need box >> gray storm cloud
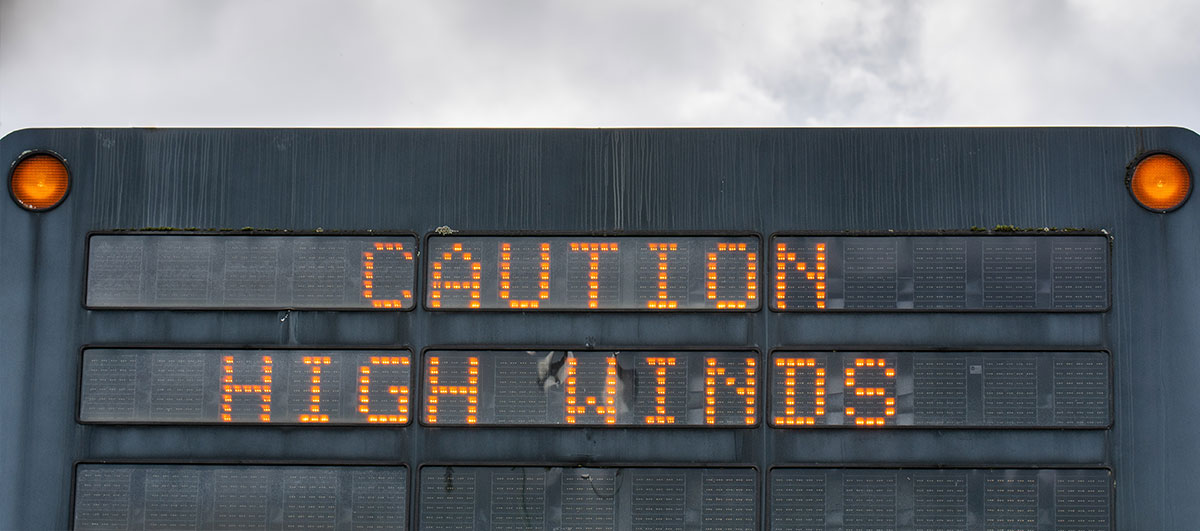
[1,0,1198,135]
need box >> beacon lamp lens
[1129,153,1191,212]
[10,153,70,211]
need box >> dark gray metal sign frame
[2,127,1197,529]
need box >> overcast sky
[2,0,1198,137]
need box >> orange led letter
[298,356,331,423]
[362,242,414,308]
[221,354,272,423]
[424,356,480,424]
[774,241,828,309]
[772,357,827,426]
[565,355,619,424]
[706,242,757,309]
[428,242,483,309]
[641,242,684,309]
[703,357,757,425]
[358,356,411,423]
[642,357,680,425]
[844,357,896,427]
[498,241,551,309]
[567,242,620,308]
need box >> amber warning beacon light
[1128,152,1191,212]
[9,152,69,211]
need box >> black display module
[79,348,413,425]
[86,233,417,310]
[769,468,1111,530]
[72,464,407,530]
[418,466,757,530]
[770,234,1109,311]
[769,350,1110,428]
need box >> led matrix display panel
[424,235,760,310]
[769,351,1109,428]
[419,466,757,530]
[80,348,412,425]
[771,234,1109,311]
[421,349,759,426]
[73,464,407,530]
[769,468,1111,530]
[86,233,417,309]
